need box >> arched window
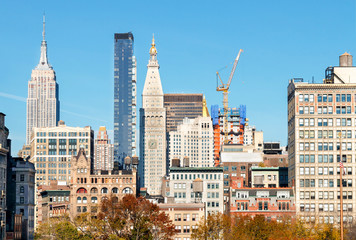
[90,187,98,194]
[83,197,87,204]
[76,188,87,194]
[77,197,81,203]
[20,186,24,193]
[91,197,98,203]
[101,187,108,194]
[122,187,133,194]
[112,196,118,203]
[112,187,118,193]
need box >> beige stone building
[158,203,204,240]
[29,120,94,186]
[70,149,137,218]
[169,116,214,168]
[139,36,166,195]
[288,53,356,224]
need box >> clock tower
[139,36,166,195]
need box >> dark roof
[114,33,134,41]
[40,190,70,197]
[170,167,223,173]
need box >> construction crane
[216,49,243,145]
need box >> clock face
[148,139,157,149]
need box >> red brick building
[229,177,296,221]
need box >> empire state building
[26,16,59,144]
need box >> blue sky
[0,0,356,153]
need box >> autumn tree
[192,213,347,240]
[191,212,231,240]
[99,194,177,240]
[34,215,86,240]
[35,195,176,240]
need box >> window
[299,119,304,126]
[327,106,332,114]
[318,119,322,126]
[310,118,315,126]
[299,94,304,102]
[328,94,333,102]
[347,106,351,114]
[300,107,304,114]
[20,175,24,182]
[20,197,24,204]
[318,107,322,114]
[123,187,133,194]
[76,188,87,194]
[20,186,24,193]
[305,94,309,102]
[300,179,304,187]
[91,197,98,203]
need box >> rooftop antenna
[42,12,46,41]
[312,76,314,83]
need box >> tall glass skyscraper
[114,33,137,165]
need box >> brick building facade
[69,149,137,219]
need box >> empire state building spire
[26,15,59,144]
[35,14,52,70]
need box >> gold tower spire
[149,34,157,56]
[202,96,210,117]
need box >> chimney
[171,158,180,167]
[183,156,190,167]
[339,52,353,67]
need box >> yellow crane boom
[216,49,243,145]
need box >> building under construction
[211,105,247,166]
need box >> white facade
[139,36,166,195]
[243,125,254,145]
[30,121,93,186]
[169,167,224,214]
[288,53,356,224]
[169,117,214,167]
[243,125,263,151]
[26,17,59,144]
